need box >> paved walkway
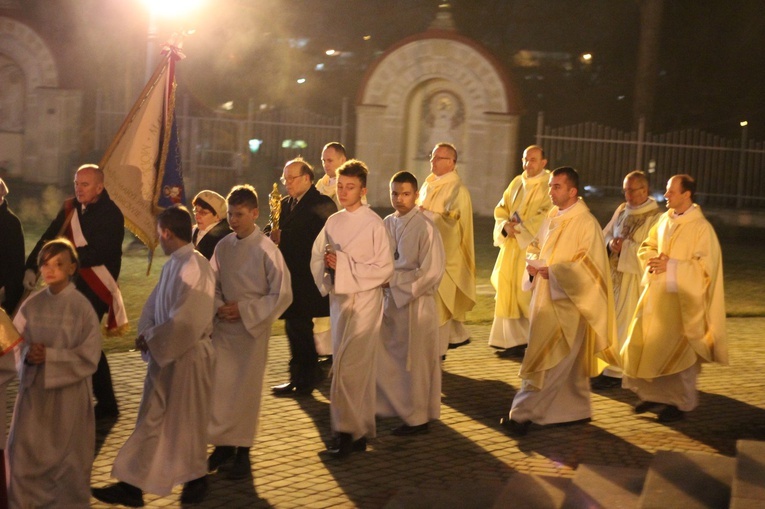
[80,318,765,508]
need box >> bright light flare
[142,0,205,18]
[325,49,336,56]
[296,78,306,84]
[740,121,748,127]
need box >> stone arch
[356,31,521,215]
[0,16,80,184]
[0,17,59,91]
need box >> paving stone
[3,316,758,507]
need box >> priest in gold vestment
[489,145,551,356]
[502,167,617,435]
[417,143,476,356]
[622,174,727,422]
[592,170,662,389]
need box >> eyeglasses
[623,187,646,193]
[430,156,454,162]
[280,174,304,185]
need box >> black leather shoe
[496,345,527,358]
[319,433,367,459]
[590,374,622,390]
[271,382,296,395]
[499,417,530,436]
[208,445,236,472]
[392,423,430,436]
[225,447,252,480]
[180,475,208,504]
[92,482,144,507]
[634,401,663,414]
[447,338,471,350]
[658,405,685,423]
[272,381,315,396]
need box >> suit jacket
[193,219,231,260]
[278,186,337,319]
[26,191,124,318]
[0,200,25,312]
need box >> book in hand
[511,211,522,224]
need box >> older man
[622,175,727,422]
[501,167,616,435]
[592,170,662,389]
[416,143,476,356]
[489,145,551,358]
[269,157,337,396]
[23,164,125,419]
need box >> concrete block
[561,463,645,509]
[638,450,734,509]
[732,439,765,503]
[492,473,571,509]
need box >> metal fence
[535,112,765,208]
[95,91,347,199]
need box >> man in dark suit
[269,157,337,395]
[23,164,124,419]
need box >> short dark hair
[157,205,193,242]
[323,142,347,158]
[192,196,215,214]
[336,159,369,188]
[38,238,79,273]
[674,174,696,201]
[390,171,418,190]
[551,166,580,193]
[286,157,315,181]
[227,184,259,209]
[434,142,458,163]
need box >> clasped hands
[503,220,520,238]
[25,343,46,365]
[647,253,669,274]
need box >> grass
[18,198,765,353]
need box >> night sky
[8,0,765,141]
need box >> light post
[140,0,204,82]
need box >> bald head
[74,164,105,206]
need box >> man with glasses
[593,170,661,390]
[269,157,337,396]
[416,143,476,357]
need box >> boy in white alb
[311,159,394,458]
[207,185,293,478]
[92,206,216,506]
[377,171,445,436]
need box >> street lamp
[140,0,204,81]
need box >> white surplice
[601,198,661,377]
[377,208,445,426]
[311,206,394,440]
[9,284,101,507]
[208,228,292,447]
[112,244,216,496]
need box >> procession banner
[101,43,186,257]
